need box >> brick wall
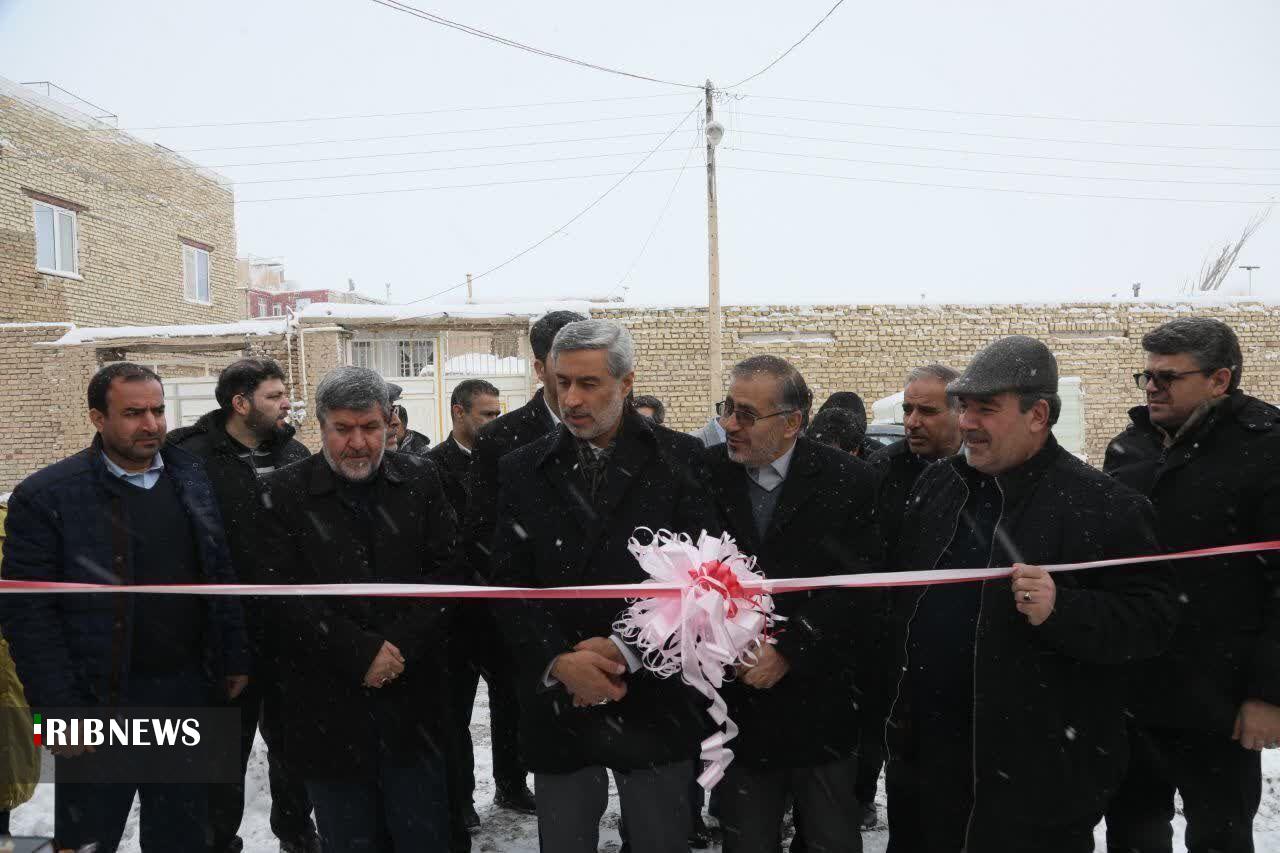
[597,301,1280,463]
[0,85,238,326]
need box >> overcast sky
[2,0,1277,306]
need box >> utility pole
[466,272,474,303]
[705,80,724,412]
[1239,265,1260,295]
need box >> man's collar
[763,440,797,479]
[543,394,561,425]
[1155,395,1230,448]
[449,433,473,456]
[101,450,164,479]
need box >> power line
[723,146,1280,187]
[736,93,1280,130]
[738,129,1280,172]
[724,164,1276,205]
[233,148,689,186]
[614,125,703,295]
[7,111,692,157]
[104,93,693,132]
[393,100,704,311]
[727,0,847,89]
[91,165,698,210]
[21,130,698,175]
[735,111,1280,153]
[367,0,702,90]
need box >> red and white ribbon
[1,538,1275,599]
[612,530,777,790]
[2,536,1279,789]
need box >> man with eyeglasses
[1104,317,1280,853]
[704,355,882,853]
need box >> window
[33,200,77,275]
[351,340,373,369]
[183,244,210,303]
[271,304,282,316]
[349,336,435,377]
[295,298,312,310]
[398,340,432,377]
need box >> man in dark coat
[885,336,1175,853]
[255,366,459,851]
[860,364,962,829]
[490,319,717,853]
[0,362,250,853]
[1104,317,1280,853]
[166,357,316,853]
[429,379,531,831]
[464,309,586,575]
[389,404,432,455]
[705,355,882,853]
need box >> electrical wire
[613,125,703,295]
[84,111,694,155]
[737,129,1280,172]
[20,130,698,175]
[726,0,847,89]
[102,93,694,132]
[734,111,1280,153]
[723,146,1280,187]
[735,93,1280,130]
[233,148,690,186]
[723,164,1276,205]
[367,0,702,90]
[390,100,704,311]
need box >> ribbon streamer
[612,529,776,790]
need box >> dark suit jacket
[255,452,459,779]
[464,388,556,580]
[705,437,883,768]
[490,411,719,772]
[427,434,472,521]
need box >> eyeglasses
[1132,369,1207,391]
[716,400,795,428]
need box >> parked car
[865,422,905,448]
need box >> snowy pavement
[12,683,1280,851]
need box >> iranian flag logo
[33,713,42,746]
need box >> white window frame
[32,199,79,278]
[183,244,211,304]
[271,304,282,316]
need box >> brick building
[238,256,383,319]
[0,75,237,488]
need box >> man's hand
[226,674,249,700]
[573,637,625,666]
[551,650,627,707]
[740,643,790,690]
[48,743,95,758]
[1011,564,1056,626]
[362,641,405,688]
[1233,699,1280,751]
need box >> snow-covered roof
[46,319,289,347]
[297,300,594,324]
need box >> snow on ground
[12,684,1280,851]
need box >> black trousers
[719,757,862,853]
[207,675,316,851]
[447,603,525,799]
[886,754,1098,853]
[1106,724,1261,853]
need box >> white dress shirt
[746,441,797,492]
